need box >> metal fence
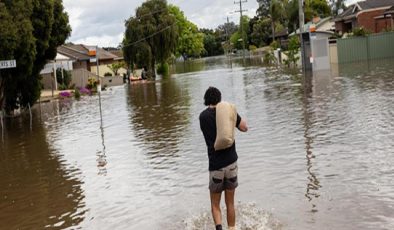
[337,32,394,63]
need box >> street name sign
[0,60,16,69]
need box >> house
[40,44,127,90]
[374,6,394,32]
[335,0,394,34]
[57,44,125,76]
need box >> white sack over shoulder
[214,101,237,151]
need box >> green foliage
[286,0,299,33]
[270,40,279,49]
[238,15,250,50]
[123,0,178,79]
[264,49,277,65]
[56,68,71,88]
[108,62,125,75]
[230,32,242,50]
[249,16,271,47]
[0,0,71,114]
[283,36,300,68]
[104,72,113,77]
[74,87,81,100]
[156,62,169,76]
[200,28,224,56]
[86,77,99,90]
[169,5,204,59]
[309,0,331,18]
[350,27,370,37]
[249,45,257,51]
[269,0,285,41]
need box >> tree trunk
[150,58,156,79]
[0,77,5,113]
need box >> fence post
[366,35,370,61]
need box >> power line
[122,24,174,48]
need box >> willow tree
[123,0,178,79]
[0,0,71,114]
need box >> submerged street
[1,56,393,229]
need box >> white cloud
[63,0,259,47]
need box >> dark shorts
[209,161,238,193]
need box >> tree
[169,5,204,60]
[0,0,71,114]
[330,0,346,16]
[236,15,250,50]
[309,0,331,18]
[286,0,299,33]
[269,0,285,41]
[201,30,224,57]
[108,62,125,76]
[257,0,272,17]
[216,21,238,42]
[123,0,178,78]
[249,16,272,47]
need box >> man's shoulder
[199,108,213,120]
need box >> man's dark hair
[204,86,221,106]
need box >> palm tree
[269,0,285,41]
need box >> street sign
[0,60,16,69]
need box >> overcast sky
[63,0,358,47]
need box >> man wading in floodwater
[199,87,248,230]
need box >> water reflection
[126,80,191,167]
[173,55,264,74]
[97,101,107,176]
[0,116,85,229]
[302,72,321,213]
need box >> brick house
[334,0,394,34]
[374,6,394,32]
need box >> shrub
[249,45,257,51]
[74,88,81,100]
[56,68,72,88]
[264,49,277,65]
[86,77,99,90]
[157,62,169,76]
[350,27,370,37]
[270,40,279,49]
[283,36,300,68]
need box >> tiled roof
[358,0,394,9]
[384,5,394,14]
[57,44,118,61]
[57,45,90,61]
[336,0,394,20]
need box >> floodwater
[0,56,393,230]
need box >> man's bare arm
[237,118,248,132]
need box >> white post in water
[96,46,101,93]
[299,0,305,73]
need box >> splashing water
[182,203,282,230]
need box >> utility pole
[234,0,247,62]
[298,0,305,72]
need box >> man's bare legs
[225,189,236,228]
[210,191,222,227]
